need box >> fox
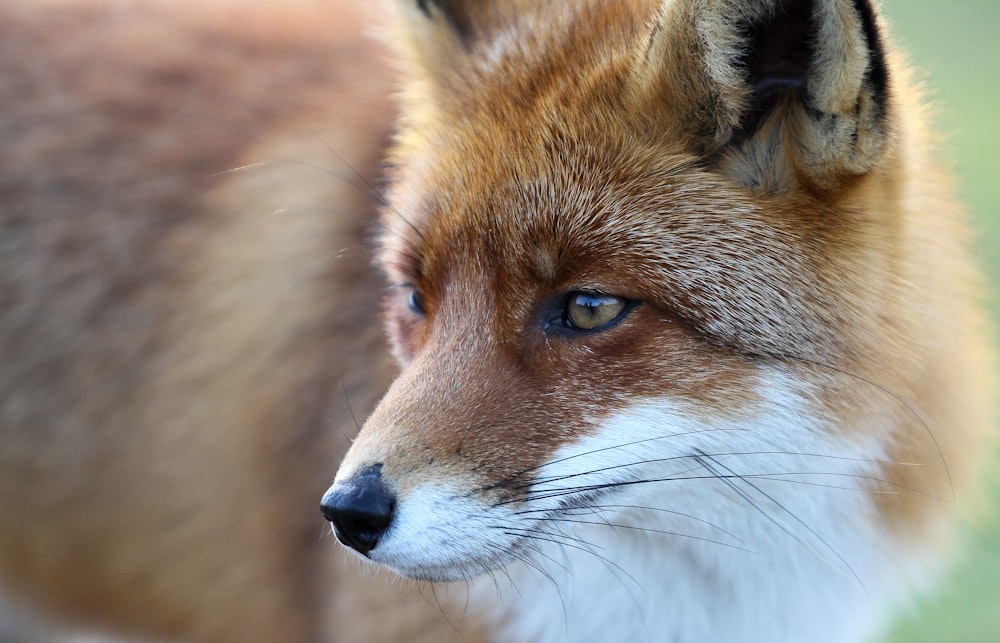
[320,0,996,642]
[0,1,993,643]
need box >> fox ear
[638,0,891,192]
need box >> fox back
[323,1,996,641]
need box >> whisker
[489,530,569,590]
[495,521,607,553]
[527,516,750,552]
[507,469,889,507]
[481,428,748,493]
[428,582,464,635]
[515,504,746,544]
[335,244,376,260]
[523,448,916,492]
[500,525,649,617]
[209,158,373,203]
[210,156,426,265]
[693,449,871,600]
[780,355,955,502]
[500,526,642,586]
[309,133,433,252]
[501,538,569,630]
[733,473,946,500]
[340,378,362,439]
[310,133,394,210]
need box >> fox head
[322,1,988,638]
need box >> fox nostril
[320,465,395,557]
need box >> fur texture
[327,0,995,641]
[0,1,484,641]
[0,0,993,642]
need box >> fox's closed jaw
[326,468,540,582]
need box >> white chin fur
[480,374,930,643]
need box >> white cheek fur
[477,371,933,643]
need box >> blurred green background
[881,1,1000,641]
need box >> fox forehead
[382,127,856,364]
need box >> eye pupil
[564,292,627,331]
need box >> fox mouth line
[368,483,621,583]
[383,476,646,582]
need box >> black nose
[320,465,395,557]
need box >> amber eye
[563,292,628,331]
